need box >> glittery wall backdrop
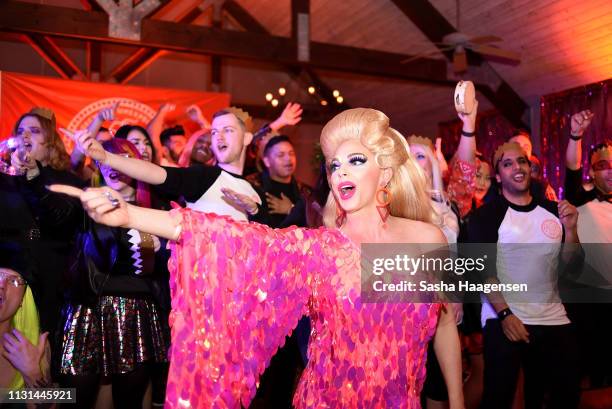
[437,109,515,165]
[540,78,612,199]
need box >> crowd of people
[0,93,610,409]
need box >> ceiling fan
[401,0,521,73]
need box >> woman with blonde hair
[52,108,464,409]
[0,242,51,397]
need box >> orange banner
[0,71,230,146]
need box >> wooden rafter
[237,103,335,124]
[389,0,528,128]
[23,34,85,79]
[107,1,205,83]
[0,1,449,85]
[224,0,347,111]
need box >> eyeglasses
[0,271,27,288]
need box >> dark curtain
[437,109,515,165]
[540,79,612,198]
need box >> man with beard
[467,142,582,409]
[159,125,187,167]
[564,109,612,388]
[247,136,311,229]
[70,107,267,223]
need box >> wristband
[497,307,513,321]
[461,130,476,137]
[569,134,583,141]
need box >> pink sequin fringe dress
[166,209,442,408]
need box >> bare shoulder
[389,217,447,244]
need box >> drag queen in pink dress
[52,108,464,408]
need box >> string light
[336,96,344,104]
[321,100,328,106]
[278,87,286,96]
[332,90,340,98]
[265,93,273,102]
[271,99,279,107]
[308,86,316,94]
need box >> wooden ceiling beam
[23,34,85,79]
[389,0,528,128]
[236,103,335,124]
[107,2,205,83]
[224,0,348,112]
[0,1,449,85]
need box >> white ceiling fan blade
[400,48,452,64]
[469,43,521,63]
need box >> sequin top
[166,209,442,409]
[447,159,478,219]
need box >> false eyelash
[349,154,367,164]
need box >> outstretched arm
[65,128,168,185]
[49,185,179,240]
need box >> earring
[376,186,392,226]
[335,205,346,228]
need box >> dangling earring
[376,186,392,226]
[336,205,346,228]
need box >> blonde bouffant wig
[320,108,434,227]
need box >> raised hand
[221,188,259,215]
[458,99,478,133]
[271,102,303,131]
[2,329,48,385]
[98,101,120,122]
[186,104,211,129]
[570,109,594,137]
[61,128,107,162]
[159,102,176,117]
[48,185,130,227]
[266,192,294,215]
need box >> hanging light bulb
[332,90,340,98]
[308,86,316,94]
[278,87,286,96]
[265,93,273,102]
[321,100,328,106]
[336,96,344,104]
[271,99,279,107]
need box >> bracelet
[569,134,583,141]
[461,130,476,137]
[497,307,513,321]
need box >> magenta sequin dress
[166,209,442,408]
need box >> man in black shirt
[564,109,612,387]
[247,136,311,228]
[70,107,268,223]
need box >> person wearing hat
[467,141,582,409]
[1,108,84,337]
[0,241,51,394]
[564,109,612,388]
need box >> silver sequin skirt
[57,295,169,376]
